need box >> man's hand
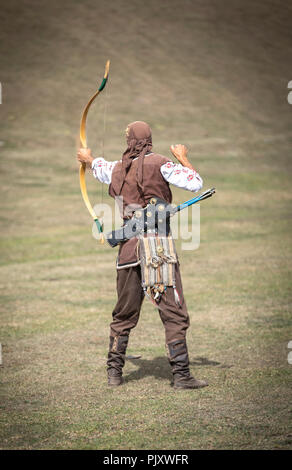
[170,144,194,170]
[77,148,94,168]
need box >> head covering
[116,121,152,195]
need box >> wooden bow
[79,60,110,244]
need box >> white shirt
[92,154,203,192]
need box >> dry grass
[0,0,292,450]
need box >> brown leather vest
[109,153,173,266]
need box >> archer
[77,121,208,390]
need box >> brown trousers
[109,263,190,344]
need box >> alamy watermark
[91,198,201,251]
[288,341,292,365]
[287,80,292,105]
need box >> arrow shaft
[175,188,215,213]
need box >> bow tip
[104,60,110,77]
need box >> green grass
[0,0,292,450]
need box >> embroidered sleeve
[91,157,118,185]
[160,162,203,192]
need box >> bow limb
[79,60,110,244]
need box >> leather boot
[107,335,129,386]
[167,339,208,390]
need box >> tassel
[144,287,158,307]
[174,287,181,307]
[154,291,160,301]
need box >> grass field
[0,0,292,450]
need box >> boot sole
[173,382,208,390]
[108,378,124,386]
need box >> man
[77,121,208,390]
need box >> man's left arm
[160,162,203,192]
[160,144,203,192]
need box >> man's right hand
[170,144,194,170]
